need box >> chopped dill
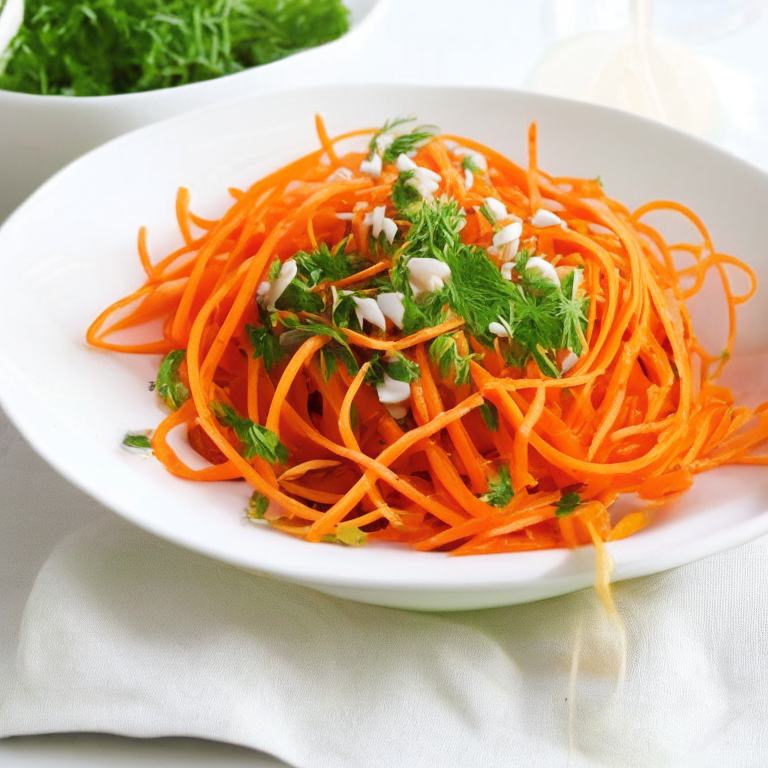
[369,117,437,163]
[0,0,350,96]
[429,333,476,386]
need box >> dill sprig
[429,334,477,386]
[369,117,437,164]
[0,0,349,96]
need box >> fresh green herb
[122,432,153,450]
[293,241,359,288]
[0,0,350,96]
[558,269,589,356]
[479,402,499,432]
[275,312,353,352]
[274,278,325,313]
[555,491,583,517]
[429,334,476,385]
[246,491,270,520]
[478,202,497,226]
[156,350,190,410]
[364,352,420,388]
[321,525,366,546]
[318,344,359,380]
[391,170,421,213]
[267,259,282,282]
[480,465,514,508]
[461,155,480,174]
[595,175,604,187]
[211,401,288,464]
[720,349,731,362]
[245,324,284,372]
[395,197,465,266]
[369,117,437,164]
[330,289,361,331]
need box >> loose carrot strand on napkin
[87,116,768,554]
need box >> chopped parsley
[0,0,350,96]
[480,465,514,508]
[364,352,420,388]
[156,350,190,410]
[318,344,359,381]
[246,491,270,520]
[275,312,355,354]
[478,402,499,432]
[122,432,153,451]
[555,491,583,517]
[211,401,288,464]
[274,278,325,313]
[245,324,284,372]
[293,241,359,288]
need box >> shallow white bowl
[0,0,383,223]
[0,84,767,611]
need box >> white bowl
[1,84,767,611]
[0,0,384,223]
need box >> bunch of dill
[0,0,349,96]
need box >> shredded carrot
[88,115,768,554]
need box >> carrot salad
[88,116,768,555]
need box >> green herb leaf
[478,202,497,226]
[555,491,583,517]
[122,432,153,451]
[330,288,361,331]
[156,350,189,410]
[276,312,354,353]
[0,0,350,97]
[211,402,288,464]
[480,465,514,508]
[461,155,480,174]
[246,491,270,520]
[391,170,421,213]
[479,402,499,432]
[319,344,359,381]
[429,333,476,385]
[293,241,359,288]
[245,324,284,372]
[274,278,325,314]
[369,117,437,164]
[558,269,589,356]
[364,351,420,388]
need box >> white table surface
[2,0,768,764]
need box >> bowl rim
[0,0,386,104]
[1,81,767,607]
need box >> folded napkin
[1,515,767,768]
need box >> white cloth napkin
[1,514,767,768]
